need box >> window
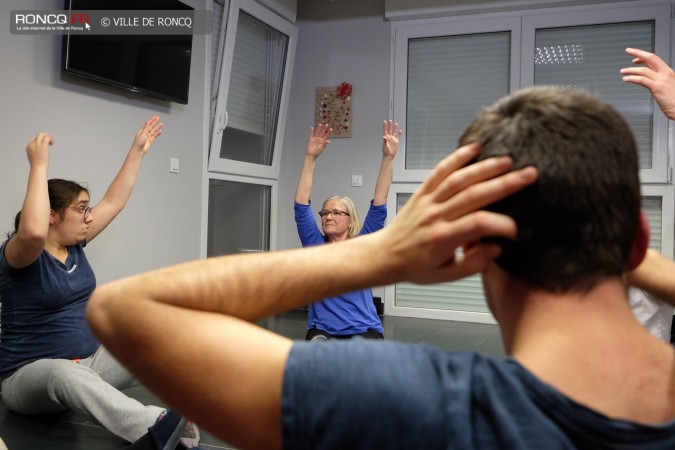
[395,193,488,317]
[393,4,670,183]
[208,0,297,179]
[521,6,671,182]
[207,176,276,256]
[385,187,674,323]
[533,22,654,172]
[405,31,511,171]
[387,2,673,322]
[387,188,493,322]
[204,0,294,259]
[392,17,521,182]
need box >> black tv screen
[63,0,193,104]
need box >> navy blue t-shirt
[282,339,675,449]
[0,239,99,377]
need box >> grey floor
[0,310,503,450]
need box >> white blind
[405,32,511,170]
[226,11,287,135]
[394,194,664,313]
[534,21,655,169]
[644,196,663,252]
[395,193,487,312]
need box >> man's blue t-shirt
[294,201,385,335]
[282,339,675,449]
[0,239,99,377]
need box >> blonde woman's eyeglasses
[318,209,350,218]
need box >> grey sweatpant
[0,346,164,443]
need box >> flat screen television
[63,0,193,104]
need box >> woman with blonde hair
[294,121,400,340]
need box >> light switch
[170,157,180,174]
[351,175,363,187]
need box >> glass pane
[394,193,488,312]
[406,32,510,170]
[643,196,662,251]
[208,179,270,256]
[534,22,655,169]
[220,11,288,166]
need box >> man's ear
[628,210,650,271]
[49,209,57,225]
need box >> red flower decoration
[337,82,352,99]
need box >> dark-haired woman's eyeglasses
[69,205,92,220]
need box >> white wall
[259,0,298,22]
[0,0,208,284]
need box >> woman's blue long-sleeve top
[294,201,385,335]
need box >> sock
[126,410,185,450]
[178,419,200,449]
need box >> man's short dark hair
[460,86,641,293]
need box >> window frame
[391,2,672,184]
[384,184,674,323]
[202,171,279,257]
[387,2,673,322]
[208,0,298,180]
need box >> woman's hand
[132,115,164,155]
[621,48,675,121]
[25,132,53,170]
[382,120,401,159]
[306,123,332,158]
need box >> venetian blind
[405,32,511,170]
[533,21,655,169]
[394,195,664,313]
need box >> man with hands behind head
[87,87,675,449]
